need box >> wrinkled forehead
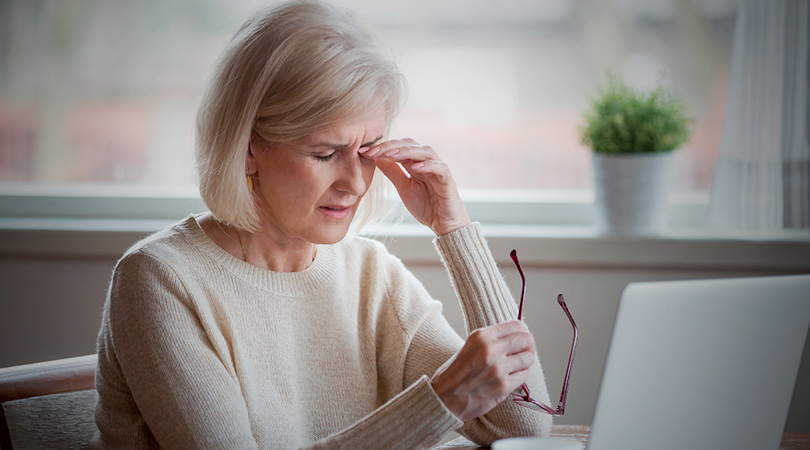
[301,106,387,145]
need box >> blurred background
[0,0,737,196]
[0,0,810,432]
[4,0,809,435]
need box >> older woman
[92,1,551,449]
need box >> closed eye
[315,152,336,162]
[311,136,382,162]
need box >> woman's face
[247,110,385,246]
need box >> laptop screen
[588,275,810,450]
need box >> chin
[310,225,352,245]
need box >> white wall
[1,225,808,432]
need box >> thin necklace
[234,228,248,262]
[234,228,317,265]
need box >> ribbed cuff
[316,376,462,450]
[434,222,519,332]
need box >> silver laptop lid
[588,275,810,450]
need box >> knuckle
[509,319,527,330]
[526,336,537,353]
[517,329,534,345]
[480,346,498,367]
[521,351,535,368]
[469,327,490,344]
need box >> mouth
[318,205,353,220]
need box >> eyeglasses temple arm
[555,293,578,414]
[510,250,578,416]
[510,249,526,321]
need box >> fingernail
[383,148,399,157]
[411,162,425,169]
[364,147,381,157]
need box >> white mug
[491,437,584,450]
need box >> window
[0,0,738,222]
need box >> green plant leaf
[581,75,692,154]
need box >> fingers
[360,138,448,180]
[470,321,536,367]
[455,322,537,387]
[361,137,432,159]
[359,137,471,236]
[488,319,532,339]
[430,321,538,421]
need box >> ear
[245,140,259,175]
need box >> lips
[318,205,352,220]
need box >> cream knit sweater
[92,216,551,449]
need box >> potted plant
[581,76,692,236]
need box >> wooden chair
[0,355,97,450]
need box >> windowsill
[369,223,810,271]
[1,217,808,272]
[1,188,807,270]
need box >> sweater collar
[181,215,338,297]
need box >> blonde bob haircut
[196,0,405,233]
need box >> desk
[434,425,810,449]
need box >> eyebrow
[311,135,383,150]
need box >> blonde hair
[196,0,405,233]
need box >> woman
[92,1,552,448]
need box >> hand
[359,138,471,236]
[429,320,536,422]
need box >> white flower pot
[592,152,673,236]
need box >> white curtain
[709,0,809,232]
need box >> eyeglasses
[509,249,578,416]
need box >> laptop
[588,275,810,450]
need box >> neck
[197,213,317,273]
[240,229,317,273]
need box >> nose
[334,152,369,196]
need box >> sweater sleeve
[304,376,461,450]
[406,222,553,445]
[93,250,258,450]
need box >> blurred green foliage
[581,75,692,154]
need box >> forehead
[302,108,387,144]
